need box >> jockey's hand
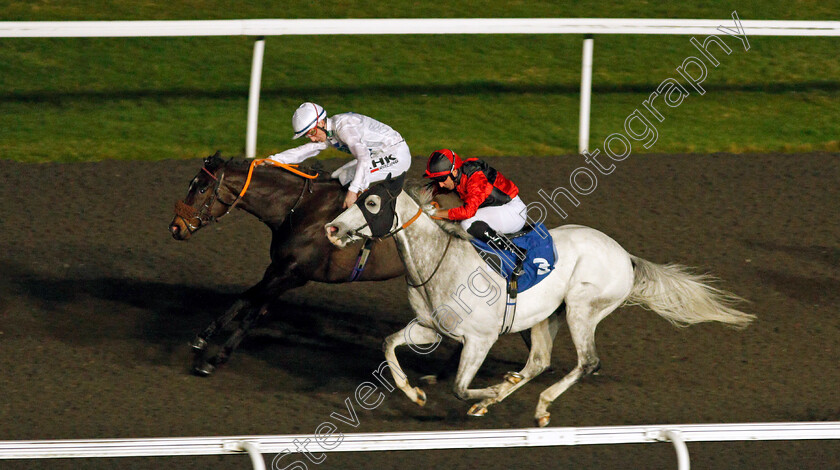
[343,190,359,209]
[432,208,449,220]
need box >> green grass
[1,2,839,162]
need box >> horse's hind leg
[519,307,564,349]
[534,299,621,427]
[383,321,442,406]
[428,314,562,387]
[468,318,554,416]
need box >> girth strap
[349,239,375,282]
[500,261,523,335]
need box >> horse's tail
[626,255,755,328]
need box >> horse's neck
[393,193,460,282]
[225,168,339,227]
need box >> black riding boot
[467,221,527,276]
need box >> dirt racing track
[0,152,838,469]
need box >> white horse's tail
[626,256,755,328]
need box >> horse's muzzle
[169,217,192,240]
[324,223,350,248]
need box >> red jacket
[447,159,519,220]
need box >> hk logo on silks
[370,155,397,172]
[533,257,551,276]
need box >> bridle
[174,159,316,234]
[174,166,237,234]
[345,181,422,243]
[345,188,452,288]
[348,204,423,243]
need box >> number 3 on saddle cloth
[469,223,557,334]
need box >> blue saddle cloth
[469,223,556,292]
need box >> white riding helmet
[292,102,327,139]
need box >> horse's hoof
[209,352,229,367]
[536,413,551,427]
[467,404,488,417]
[504,371,524,385]
[419,375,438,386]
[192,361,215,377]
[414,387,427,407]
[190,337,208,352]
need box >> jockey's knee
[465,220,492,240]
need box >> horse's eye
[366,200,376,207]
[199,187,208,194]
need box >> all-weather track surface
[0,153,837,469]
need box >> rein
[405,234,453,288]
[237,159,317,199]
[176,159,318,232]
[352,206,423,242]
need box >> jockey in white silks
[267,102,412,208]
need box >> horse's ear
[204,150,224,170]
[384,172,406,196]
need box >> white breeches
[331,141,412,189]
[459,196,528,235]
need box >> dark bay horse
[169,152,407,375]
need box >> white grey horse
[325,182,755,426]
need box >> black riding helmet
[423,149,462,182]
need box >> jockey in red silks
[423,149,529,267]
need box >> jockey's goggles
[427,173,451,183]
[424,149,457,182]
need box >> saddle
[469,223,556,334]
[469,223,556,293]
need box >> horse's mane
[404,179,472,240]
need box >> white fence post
[2,19,839,157]
[578,34,594,154]
[245,36,265,158]
[239,441,266,470]
[657,430,691,470]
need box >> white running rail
[2,18,840,38]
[2,17,839,155]
[1,422,839,470]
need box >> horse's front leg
[451,335,498,404]
[194,263,306,376]
[468,318,554,417]
[383,321,442,406]
[190,298,252,376]
[190,298,250,354]
[209,302,272,368]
